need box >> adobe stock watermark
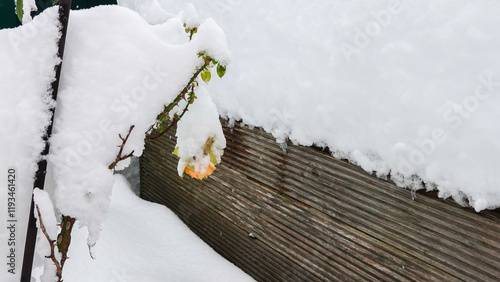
[340,0,404,63]
[6,168,17,275]
[397,71,500,175]
[64,65,169,167]
[211,0,242,15]
[442,72,499,129]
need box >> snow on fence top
[122,0,500,211]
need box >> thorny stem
[146,58,210,140]
[109,125,135,170]
[146,86,196,141]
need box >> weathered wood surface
[141,122,500,281]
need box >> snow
[128,0,500,211]
[178,3,200,29]
[31,175,253,282]
[48,4,229,250]
[32,189,59,282]
[0,4,248,281]
[33,189,57,241]
[0,7,60,281]
[1,1,500,281]
[174,87,226,178]
[117,0,175,25]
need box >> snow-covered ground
[33,174,253,282]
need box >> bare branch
[35,205,63,281]
[109,125,135,170]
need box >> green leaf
[197,51,207,58]
[16,0,23,23]
[209,150,218,166]
[173,147,180,157]
[217,64,226,78]
[201,69,211,83]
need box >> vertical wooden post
[21,1,72,281]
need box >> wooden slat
[141,178,307,281]
[141,121,500,281]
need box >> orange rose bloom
[184,163,215,180]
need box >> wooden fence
[140,121,500,281]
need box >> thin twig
[35,205,63,281]
[109,125,135,170]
